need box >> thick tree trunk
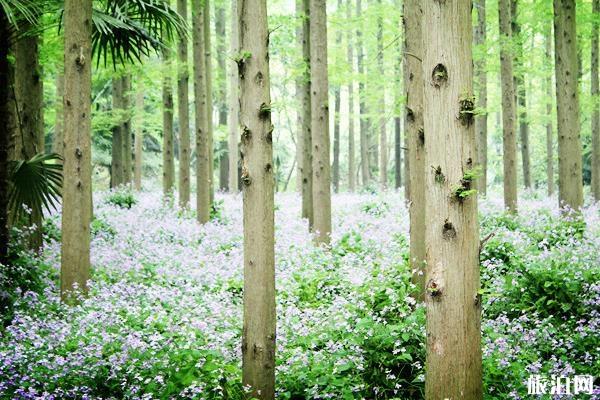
[0,10,11,266]
[545,30,555,196]
[422,2,482,398]
[377,0,387,189]
[592,0,599,200]
[238,0,276,397]
[403,0,425,296]
[122,74,132,184]
[193,0,210,223]
[53,73,64,157]
[347,0,356,192]
[310,0,332,245]
[134,80,144,191]
[111,77,124,188]
[356,0,369,187]
[216,3,229,191]
[499,0,518,212]
[474,0,487,195]
[554,0,583,211]
[228,0,240,192]
[162,56,175,195]
[297,0,313,226]
[61,0,93,302]
[204,0,214,204]
[177,0,191,206]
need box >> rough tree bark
[134,79,144,191]
[193,0,210,223]
[499,0,518,212]
[0,9,11,266]
[554,0,583,211]
[422,1,482,398]
[592,0,599,200]
[356,0,369,187]
[347,0,356,192]
[545,29,555,196]
[474,0,487,195]
[310,0,332,245]
[178,0,191,206]
[61,0,93,303]
[162,54,175,195]
[216,3,229,191]
[238,0,276,397]
[403,0,425,296]
[377,0,387,189]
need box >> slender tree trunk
[474,0,487,195]
[216,3,229,191]
[122,74,132,184]
[193,0,210,223]
[404,105,410,200]
[332,88,341,193]
[356,0,369,187]
[177,0,191,206]
[554,0,583,211]
[204,0,214,204]
[347,0,356,192]
[61,0,92,303]
[394,0,402,190]
[310,0,332,245]
[422,2,482,398]
[0,10,11,266]
[377,0,387,189]
[239,0,275,397]
[545,29,555,196]
[499,0,518,212]
[592,0,600,200]
[53,73,64,157]
[228,0,239,192]
[298,0,313,226]
[111,77,124,188]
[162,49,175,195]
[403,0,425,296]
[134,80,144,191]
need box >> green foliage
[360,200,389,216]
[210,199,226,223]
[91,215,117,238]
[105,187,137,208]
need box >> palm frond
[0,0,41,26]
[8,153,63,223]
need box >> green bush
[105,188,137,209]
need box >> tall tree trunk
[422,1,482,398]
[347,0,356,192]
[394,0,402,190]
[228,0,240,192]
[178,0,191,206]
[239,0,275,397]
[53,73,64,157]
[310,0,332,245]
[332,89,341,193]
[545,29,555,196]
[162,51,175,195]
[499,0,518,212]
[61,0,93,302]
[111,77,124,188]
[474,0,487,195]
[592,0,600,200]
[204,0,214,204]
[297,0,313,225]
[0,10,12,266]
[134,79,144,191]
[356,0,369,187]
[216,2,229,191]
[403,0,425,296]
[554,0,583,211]
[193,0,210,223]
[122,74,132,184]
[377,0,387,189]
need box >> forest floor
[0,189,598,399]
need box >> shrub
[105,187,137,209]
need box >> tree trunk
[592,0,599,200]
[134,79,144,191]
[403,0,425,296]
[162,50,175,195]
[356,0,369,187]
[239,0,276,397]
[499,0,518,212]
[347,0,356,192]
[228,0,240,192]
[111,77,124,188]
[61,0,93,303]
[377,0,387,189]
[394,0,402,190]
[474,0,487,195]
[332,88,341,193]
[204,0,214,204]
[554,0,583,211]
[216,2,229,191]
[177,0,191,206]
[53,73,64,157]
[545,29,555,196]
[310,0,332,245]
[0,9,12,266]
[422,2,482,398]
[122,74,132,184]
[193,0,210,223]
